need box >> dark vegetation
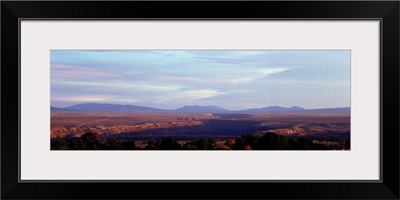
[51,132,349,150]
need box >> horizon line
[51,102,351,111]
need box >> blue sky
[51,50,350,110]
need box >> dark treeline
[51,132,349,150]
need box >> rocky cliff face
[51,117,350,140]
[50,119,265,139]
[50,121,204,138]
[255,127,327,136]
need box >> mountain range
[51,103,350,114]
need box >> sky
[50,50,350,110]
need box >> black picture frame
[1,1,399,199]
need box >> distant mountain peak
[53,103,349,114]
[206,105,229,111]
[266,106,284,108]
[63,103,168,113]
[289,106,305,110]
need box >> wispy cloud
[52,96,113,103]
[51,50,350,109]
[228,77,256,84]
[260,67,291,75]
[54,81,182,91]
[52,95,143,105]
[51,64,121,78]
[158,89,227,103]
[184,89,227,99]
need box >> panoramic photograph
[50,50,350,150]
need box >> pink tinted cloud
[51,64,121,78]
